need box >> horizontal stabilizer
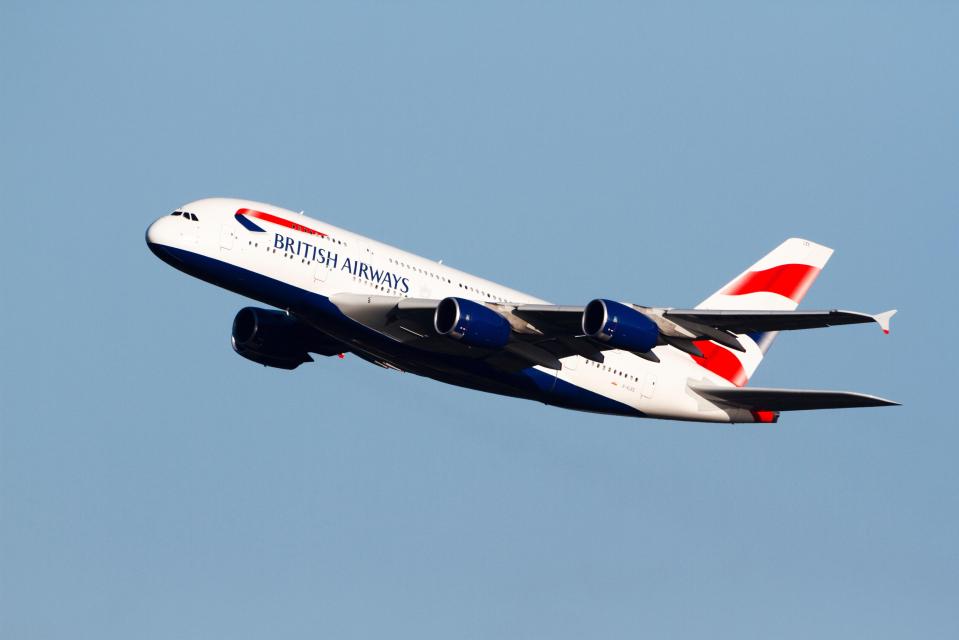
[692,385,900,411]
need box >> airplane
[146,198,898,424]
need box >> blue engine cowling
[232,307,345,369]
[581,299,659,353]
[434,297,511,349]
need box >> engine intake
[232,307,344,369]
[582,299,659,353]
[434,297,511,349]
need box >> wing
[320,294,895,371]
[663,308,897,335]
[512,304,895,356]
[513,305,896,337]
[692,385,900,411]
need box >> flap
[511,304,586,334]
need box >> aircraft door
[641,373,657,399]
[220,225,234,250]
[314,261,328,282]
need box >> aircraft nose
[146,218,161,245]
[146,216,177,263]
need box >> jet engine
[231,307,345,369]
[582,299,659,353]
[434,297,511,349]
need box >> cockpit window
[171,211,182,216]
[189,213,199,221]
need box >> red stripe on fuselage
[236,208,327,237]
[722,263,820,303]
[691,340,748,387]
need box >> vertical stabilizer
[697,238,833,312]
[692,238,833,385]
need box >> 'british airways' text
[273,233,410,293]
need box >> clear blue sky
[2,2,956,638]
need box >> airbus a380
[146,198,898,424]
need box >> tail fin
[692,238,833,385]
[697,238,833,312]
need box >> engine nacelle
[434,297,511,349]
[232,307,342,370]
[582,299,659,353]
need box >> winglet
[874,309,897,334]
